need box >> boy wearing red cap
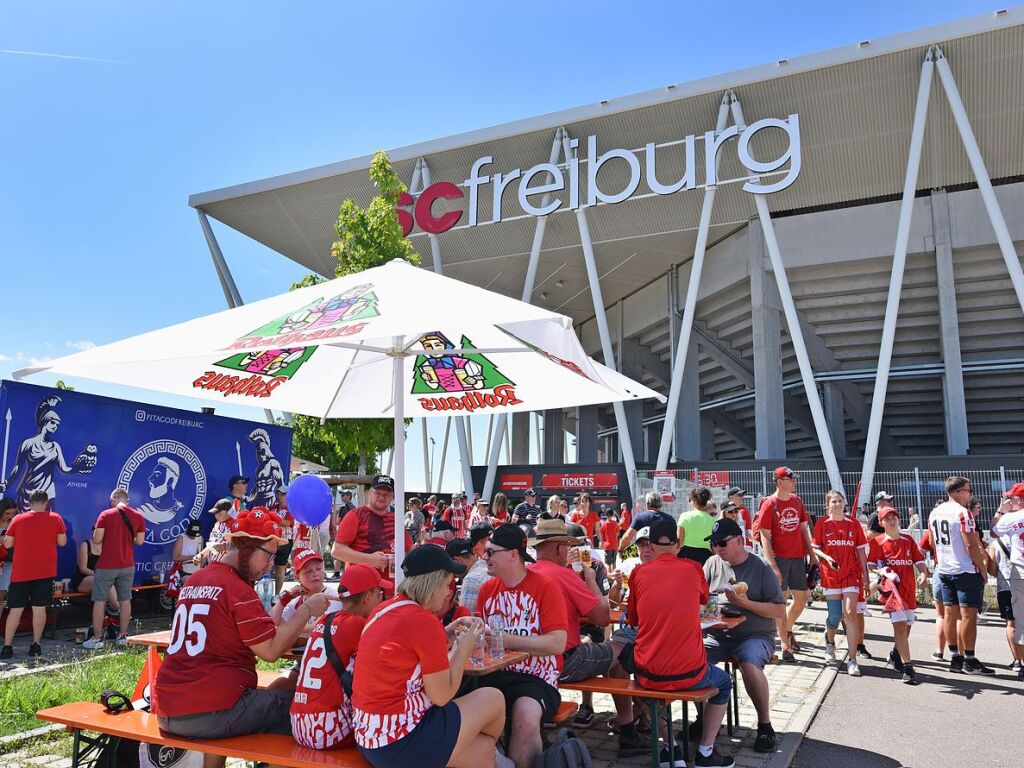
[291,563,390,750]
[273,548,342,628]
[867,506,929,685]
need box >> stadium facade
[189,9,1024,503]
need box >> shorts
[93,567,134,602]
[158,688,293,738]
[6,578,53,609]
[678,546,712,566]
[604,550,618,568]
[476,669,560,721]
[931,573,943,604]
[358,702,460,768]
[1009,574,1024,644]
[936,572,984,609]
[559,641,615,682]
[291,709,355,750]
[777,557,808,591]
[704,634,775,670]
[823,586,861,597]
[637,663,731,707]
[997,590,1013,621]
[275,541,293,567]
[0,563,12,592]
[888,609,916,624]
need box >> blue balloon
[287,474,333,527]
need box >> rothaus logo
[397,114,801,236]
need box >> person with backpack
[83,488,145,649]
[290,563,389,750]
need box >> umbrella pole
[392,339,406,587]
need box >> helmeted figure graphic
[246,428,285,508]
[136,456,185,524]
[417,332,485,392]
[0,395,97,510]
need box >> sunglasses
[483,547,511,559]
[710,535,739,549]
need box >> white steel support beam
[435,416,451,494]
[733,94,844,496]
[749,220,786,458]
[417,159,475,496]
[656,92,732,469]
[860,48,935,505]
[934,45,1024,316]
[563,130,638,486]
[421,419,431,492]
[482,129,565,500]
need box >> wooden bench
[543,700,579,728]
[43,583,169,638]
[560,677,717,768]
[38,701,369,767]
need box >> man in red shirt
[628,520,734,768]
[155,507,329,764]
[867,506,930,685]
[290,563,389,750]
[477,524,568,768]
[572,493,600,547]
[83,488,146,650]
[619,502,632,533]
[753,467,817,661]
[600,510,621,567]
[332,474,413,594]
[1,490,67,659]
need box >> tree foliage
[283,151,414,473]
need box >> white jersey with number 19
[928,501,977,576]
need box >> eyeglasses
[710,536,739,549]
[256,545,276,559]
[483,547,510,559]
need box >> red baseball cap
[292,548,323,574]
[774,466,798,480]
[339,563,393,597]
[878,506,900,521]
[1006,482,1024,498]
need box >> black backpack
[535,727,593,768]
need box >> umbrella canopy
[17,258,663,583]
[17,259,660,418]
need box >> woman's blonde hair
[547,495,562,514]
[397,569,451,606]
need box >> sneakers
[963,658,995,675]
[82,637,105,650]
[857,643,873,659]
[616,732,647,759]
[950,655,964,673]
[659,744,686,768]
[902,666,919,686]
[0,645,12,660]
[824,643,836,664]
[887,648,905,673]
[754,724,777,753]
[572,703,595,727]
[28,643,41,657]
[694,747,736,767]
[781,649,796,663]
[931,650,944,661]
[116,635,129,647]
[1012,660,1023,673]
[846,659,862,677]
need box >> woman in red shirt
[599,511,621,567]
[352,545,509,768]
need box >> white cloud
[65,340,96,351]
[0,354,11,362]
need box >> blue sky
[0,1,996,491]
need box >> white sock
[495,748,515,768]
[698,744,713,757]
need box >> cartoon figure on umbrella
[417,331,485,392]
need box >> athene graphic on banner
[245,428,285,508]
[0,395,97,510]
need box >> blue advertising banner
[0,380,292,582]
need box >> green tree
[55,380,74,391]
[283,151,415,473]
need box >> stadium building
[189,10,1024,506]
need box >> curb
[768,654,844,768]
[0,722,65,750]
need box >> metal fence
[635,466,1024,531]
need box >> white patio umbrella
[17,259,663,579]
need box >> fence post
[914,467,923,529]
[1000,465,1007,492]
[761,466,768,497]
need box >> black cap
[402,544,467,577]
[525,488,536,496]
[469,521,493,546]
[186,520,202,535]
[445,538,474,559]
[229,475,249,488]
[649,519,678,545]
[726,486,746,497]
[490,523,535,563]
[705,517,743,544]
[371,474,395,492]
[433,519,457,533]
[720,502,740,515]
[566,523,587,541]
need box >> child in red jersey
[867,506,929,685]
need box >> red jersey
[619,509,632,532]
[293,523,313,551]
[529,559,601,651]
[867,534,925,611]
[576,511,599,539]
[154,562,276,717]
[599,519,620,551]
[6,510,65,582]
[627,553,708,691]
[334,506,413,583]
[478,569,569,687]
[95,505,145,569]
[918,529,934,556]
[755,494,809,558]
[442,505,469,537]
[813,516,867,588]
[290,610,365,749]
[738,506,753,544]
[352,599,450,748]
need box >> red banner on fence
[691,470,730,487]
[538,472,619,491]
[499,474,534,491]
